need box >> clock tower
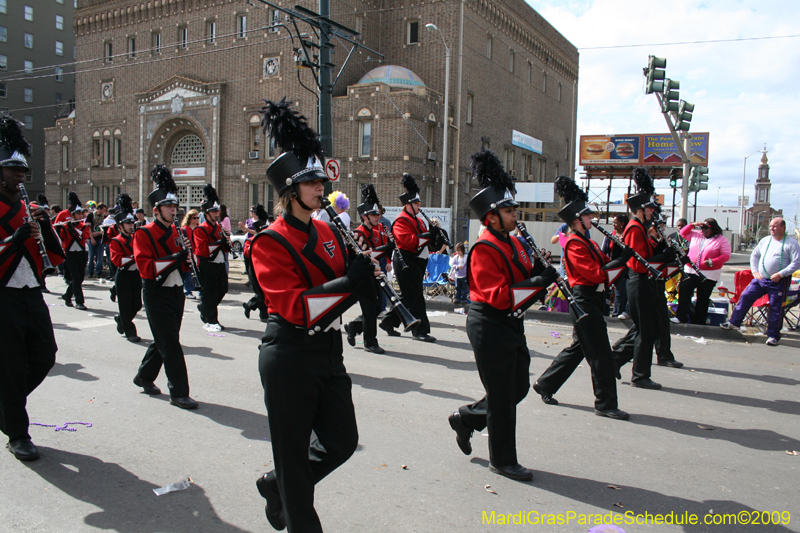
[745,147,783,241]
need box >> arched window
[171,134,206,165]
[61,135,69,171]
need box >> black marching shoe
[62,295,73,307]
[630,378,662,390]
[7,438,40,461]
[242,301,251,319]
[489,463,534,482]
[380,323,401,337]
[114,315,124,335]
[75,303,88,311]
[133,376,162,395]
[256,472,286,531]
[533,381,558,405]
[363,344,385,354]
[344,323,356,347]
[447,412,473,455]
[594,408,630,420]
[126,336,142,343]
[657,359,684,368]
[412,334,437,343]
[170,396,199,409]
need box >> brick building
[45,0,578,240]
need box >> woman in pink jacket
[676,218,731,324]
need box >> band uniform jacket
[392,211,430,256]
[132,219,188,282]
[353,223,390,261]
[622,219,654,274]
[54,210,89,252]
[109,233,137,271]
[192,220,229,260]
[564,233,624,287]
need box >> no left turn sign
[325,159,341,181]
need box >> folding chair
[729,269,770,333]
[781,275,800,331]
[423,254,452,300]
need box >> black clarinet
[591,221,663,279]
[653,223,707,281]
[419,210,453,249]
[173,215,203,290]
[18,183,58,277]
[320,196,420,332]
[382,227,408,270]
[515,222,586,322]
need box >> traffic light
[662,79,680,113]
[669,167,681,189]
[645,55,666,94]
[675,100,694,131]
[695,165,709,190]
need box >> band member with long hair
[108,193,142,343]
[448,142,557,482]
[242,203,270,321]
[193,184,229,331]
[252,98,376,532]
[180,209,200,299]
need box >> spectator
[219,204,232,272]
[450,242,469,304]
[676,218,731,324]
[180,209,200,299]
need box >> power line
[579,34,800,51]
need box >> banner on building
[512,130,543,154]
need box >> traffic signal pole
[682,135,691,221]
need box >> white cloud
[526,0,800,229]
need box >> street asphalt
[1,255,798,532]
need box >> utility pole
[317,0,333,195]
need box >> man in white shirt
[722,218,800,345]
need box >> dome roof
[356,65,425,88]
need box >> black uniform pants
[347,278,381,347]
[536,286,618,411]
[457,303,530,467]
[612,272,660,383]
[198,260,227,325]
[654,279,676,363]
[137,283,190,398]
[677,273,717,325]
[115,268,142,338]
[0,287,57,443]
[244,255,269,320]
[259,316,358,533]
[381,251,430,336]
[63,250,87,304]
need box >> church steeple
[754,146,770,204]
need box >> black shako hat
[201,183,220,212]
[68,192,83,214]
[468,140,518,220]
[626,167,658,212]
[399,173,422,205]
[148,164,179,207]
[113,193,135,224]
[555,175,595,224]
[357,184,381,217]
[0,116,31,170]
[260,98,327,196]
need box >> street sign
[738,196,749,207]
[325,158,341,181]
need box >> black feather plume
[469,139,516,194]
[116,192,133,216]
[0,116,31,157]
[401,173,420,195]
[254,203,268,221]
[151,164,177,194]
[260,97,325,163]
[554,175,587,203]
[202,183,219,205]
[36,193,49,207]
[361,183,381,206]
[68,191,82,210]
[632,167,655,196]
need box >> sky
[524,0,800,230]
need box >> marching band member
[344,184,394,354]
[649,219,683,369]
[242,204,270,322]
[131,165,198,410]
[252,98,375,532]
[108,193,142,343]
[533,176,632,419]
[55,192,90,310]
[193,184,229,331]
[447,143,557,482]
[0,116,64,461]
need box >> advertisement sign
[512,130,543,154]
[579,135,641,165]
[642,133,709,165]
[172,167,205,177]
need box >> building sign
[579,135,641,165]
[579,133,710,166]
[512,130,543,154]
[642,133,709,165]
[514,183,555,203]
[172,167,206,178]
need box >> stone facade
[45,0,578,240]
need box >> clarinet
[320,196,421,332]
[383,227,408,270]
[18,183,58,277]
[591,221,663,279]
[172,215,203,290]
[515,222,586,322]
[653,223,707,281]
[418,210,453,249]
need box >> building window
[61,143,69,171]
[249,183,259,207]
[0,0,5,14]
[127,37,136,58]
[0,26,6,42]
[0,54,6,70]
[24,5,34,21]
[542,72,547,93]
[466,93,473,124]
[758,188,766,203]
[171,134,206,165]
[0,83,6,98]
[104,41,113,62]
[152,32,161,54]
[509,50,515,73]
[115,138,122,166]
[558,82,562,102]
[56,15,64,30]
[407,20,419,45]
[24,88,33,103]
[24,61,33,76]
[354,15,363,39]
[23,116,33,130]
[92,138,100,164]
[486,35,493,59]
[56,0,63,4]
[55,67,63,81]
[55,93,63,103]
[55,41,64,56]
[527,62,532,83]
[269,9,280,32]
[266,184,274,215]
[103,139,111,167]
[267,136,276,158]
[358,121,372,157]
[178,26,188,49]
[237,15,247,39]
[24,33,34,49]
[249,115,262,153]
[206,21,216,44]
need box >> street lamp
[740,150,763,239]
[426,23,450,209]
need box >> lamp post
[740,150,762,238]
[426,23,451,209]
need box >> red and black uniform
[0,193,64,445]
[649,233,679,366]
[109,231,142,340]
[192,220,229,326]
[380,210,437,337]
[456,226,552,469]
[536,232,628,411]
[132,219,191,399]
[251,213,364,532]
[55,209,90,306]
[242,222,269,321]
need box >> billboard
[512,130,543,155]
[580,133,709,166]
[642,133,709,165]
[514,183,555,203]
[579,135,641,165]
